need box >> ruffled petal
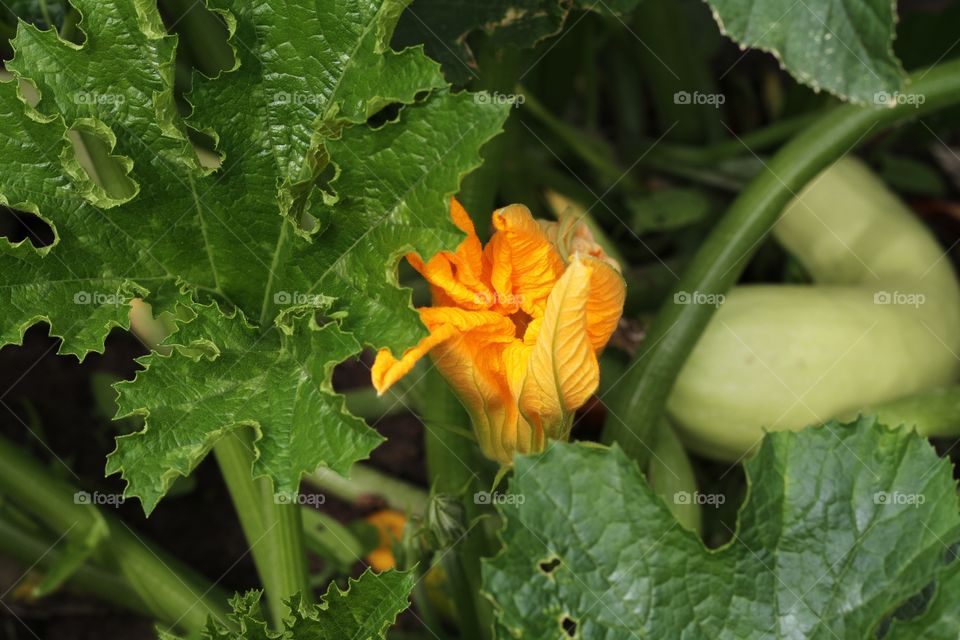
[372,308,513,395]
[484,204,565,317]
[371,200,625,467]
[407,199,492,309]
[372,322,459,395]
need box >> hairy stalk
[0,434,230,632]
[602,60,960,464]
[213,430,310,628]
[132,305,312,625]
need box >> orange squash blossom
[372,199,626,464]
[365,509,406,572]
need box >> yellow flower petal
[424,310,516,461]
[372,322,459,395]
[584,257,626,351]
[518,256,602,436]
[407,199,491,309]
[372,308,512,395]
[365,509,406,571]
[485,204,565,316]
[371,201,626,466]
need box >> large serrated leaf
[0,0,509,512]
[106,300,378,515]
[484,417,960,639]
[705,0,904,103]
[162,569,415,640]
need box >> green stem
[160,0,235,76]
[411,575,447,640]
[0,434,230,632]
[602,60,960,463]
[308,464,428,514]
[524,85,818,193]
[0,511,152,617]
[59,8,80,42]
[422,368,495,640]
[656,112,822,165]
[440,551,483,640]
[521,89,644,194]
[300,508,369,568]
[646,420,701,534]
[213,430,310,628]
[342,385,417,422]
[265,495,309,601]
[70,130,137,200]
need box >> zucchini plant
[0,0,960,639]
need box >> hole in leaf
[366,102,403,129]
[158,0,234,78]
[539,557,561,575]
[0,206,55,248]
[946,541,959,564]
[184,128,222,171]
[67,129,137,202]
[296,161,339,233]
[561,615,577,637]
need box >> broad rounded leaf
[706,0,904,103]
[484,417,960,639]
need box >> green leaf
[163,570,416,639]
[0,0,509,511]
[885,560,960,639]
[105,300,378,515]
[484,417,960,639]
[705,0,904,103]
[394,0,639,83]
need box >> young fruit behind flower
[372,199,625,464]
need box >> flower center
[509,309,532,339]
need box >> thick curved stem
[0,512,152,617]
[0,434,230,632]
[602,60,960,464]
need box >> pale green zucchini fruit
[668,158,960,460]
